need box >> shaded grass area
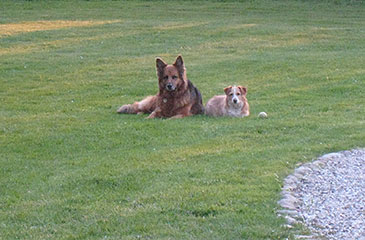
[1,0,364,239]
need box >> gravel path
[278,149,365,240]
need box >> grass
[1,0,364,239]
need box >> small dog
[205,85,250,117]
[117,55,204,119]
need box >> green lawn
[1,0,364,239]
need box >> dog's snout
[233,98,238,104]
[166,83,174,91]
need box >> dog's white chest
[226,108,243,117]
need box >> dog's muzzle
[166,83,175,91]
[233,97,239,104]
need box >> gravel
[278,149,365,240]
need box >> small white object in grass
[258,112,268,118]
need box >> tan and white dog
[205,85,249,117]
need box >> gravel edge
[277,149,365,240]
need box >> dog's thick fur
[205,85,249,117]
[117,55,204,119]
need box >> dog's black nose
[166,83,173,90]
[233,99,238,103]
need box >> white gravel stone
[278,149,365,240]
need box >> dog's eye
[237,92,241,96]
[229,93,233,96]
[172,75,177,79]
[163,76,168,80]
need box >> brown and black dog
[117,55,204,119]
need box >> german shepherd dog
[117,55,204,119]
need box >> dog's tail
[195,87,205,114]
[188,80,205,115]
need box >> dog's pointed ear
[224,86,232,95]
[238,86,247,96]
[156,57,167,78]
[173,55,185,75]
[156,57,167,70]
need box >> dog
[205,85,249,117]
[117,55,204,119]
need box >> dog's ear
[224,86,232,95]
[173,55,185,76]
[238,86,247,96]
[156,57,167,79]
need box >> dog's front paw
[170,114,185,119]
[146,112,156,119]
